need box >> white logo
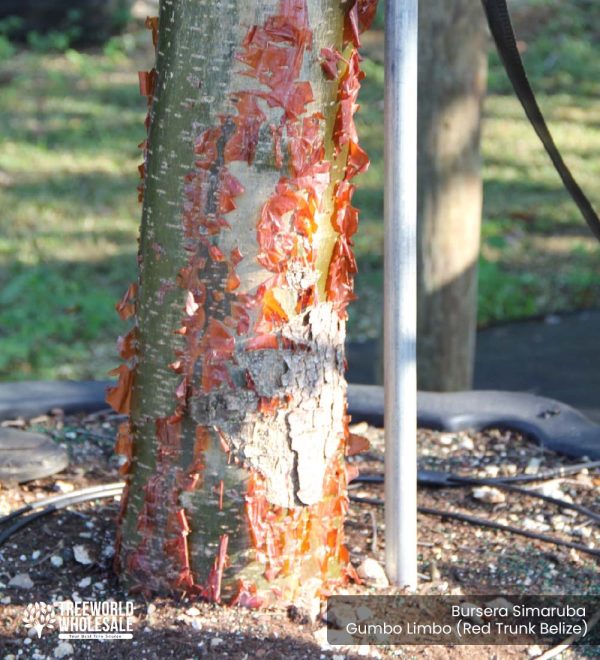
[22,602,56,638]
[21,599,135,640]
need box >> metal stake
[384,0,418,589]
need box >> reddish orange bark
[110,0,376,603]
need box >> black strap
[481,0,600,243]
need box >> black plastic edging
[1,380,598,460]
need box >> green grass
[0,35,145,379]
[350,0,600,338]
[477,0,600,326]
[0,1,599,379]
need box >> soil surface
[0,409,599,659]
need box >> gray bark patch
[190,302,346,507]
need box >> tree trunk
[107,0,376,605]
[416,0,487,391]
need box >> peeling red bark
[346,431,371,457]
[114,422,133,474]
[164,507,194,589]
[106,364,134,414]
[145,15,159,48]
[115,282,137,321]
[243,449,357,597]
[110,0,377,603]
[136,18,158,203]
[325,35,371,318]
[201,534,229,603]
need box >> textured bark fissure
[110,0,377,603]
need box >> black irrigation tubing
[0,482,126,526]
[3,458,600,557]
[0,484,124,547]
[484,459,600,483]
[417,505,600,561]
[356,458,600,483]
[350,459,600,560]
[0,508,55,548]
[352,472,600,525]
[350,495,600,561]
[450,478,600,525]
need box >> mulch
[0,409,598,659]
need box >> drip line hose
[356,458,600,483]
[350,495,600,561]
[1,459,599,559]
[352,470,600,525]
[481,459,600,483]
[0,481,126,526]
[350,461,600,560]
[0,483,124,547]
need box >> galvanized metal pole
[384,0,418,589]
